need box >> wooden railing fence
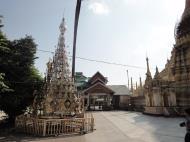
[15,114,94,136]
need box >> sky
[0,0,186,86]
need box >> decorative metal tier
[15,17,94,136]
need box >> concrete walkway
[29,111,186,142]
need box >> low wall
[130,96,145,112]
[144,106,186,116]
[144,107,164,115]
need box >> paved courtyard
[27,111,186,142]
[0,111,186,142]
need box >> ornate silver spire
[41,17,83,116]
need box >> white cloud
[88,1,110,15]
[122,0,138,6]
[122,0,147,7]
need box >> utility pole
[139,77,142,89]
[131,77,133,94]
[72,0,82,79]
[126,70,129,88]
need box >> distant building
[78,71,131,110]
[75,72,88,91]
[108,85,131,110]
[83,72,114,110]
[129,77,145,112]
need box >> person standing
[180,108,190,142]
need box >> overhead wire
[37,49,146,70]
[5,49,146,84]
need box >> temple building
[144,0,190,116]
[83,72,114,110]
[79,72,131,110]
[108,85,131,110]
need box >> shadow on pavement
[0,130,85,142]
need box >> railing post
[82,119,85,134]
[43,120,47,136]
[91,117,94,131]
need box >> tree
[0,17,11,94]
[0,15,3,28]
[0,73,12,93]
[0,35,43,123]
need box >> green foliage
[0,23,11,93]
[0,29,9,52]
[0,73,13,93]
[0,15,3,28]
[0,34,43,121]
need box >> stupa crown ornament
[183,0,190,18]
[60,17,66,34]
[146,57,152,79]
[176,0,190,40]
